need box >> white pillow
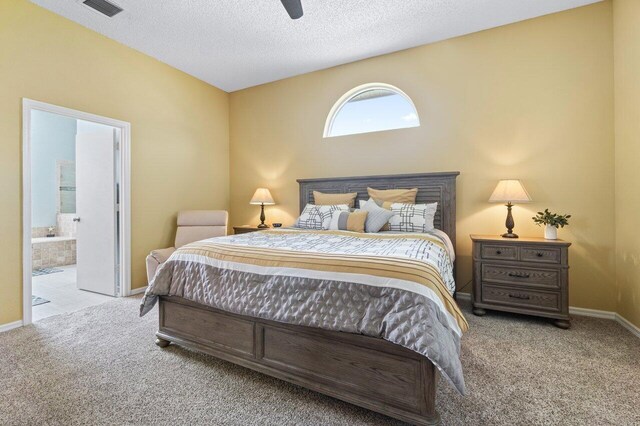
[295,204,349,230]
[327,210,340,230]
[387,202,438,233]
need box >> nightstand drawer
[481,264,560,289]
[481,244,518,261]
[520,246,561,264]
[481,285,560,312]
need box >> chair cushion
[175,226,226,248]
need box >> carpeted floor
[0,297,638,426]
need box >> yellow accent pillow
[328,210,368,233]
[367,187,418,204]
[313,191,358,208]
[346,211,368,233]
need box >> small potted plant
[532,209,571,240]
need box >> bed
[141,172,464,426]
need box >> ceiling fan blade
[280,0,303,19]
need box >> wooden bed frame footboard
[156,296,440,425]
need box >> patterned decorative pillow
[388,202,438,233]
[328,210,368,233]
[359,198,395,233]
[295,204,350,230]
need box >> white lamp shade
[249,188,275,205]
[489,179,532,203]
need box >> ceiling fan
[280,0,303,19]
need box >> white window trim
[323,82,420,138]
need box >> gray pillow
[360,198,395,233]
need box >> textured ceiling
[31,0,601,92]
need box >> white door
[75,128,117,296]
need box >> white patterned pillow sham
[388,202,438,233]
[295,204,350,230]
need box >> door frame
[22,99,132,325]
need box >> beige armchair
[146,210,228,283]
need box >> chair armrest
[146,247,176,283]
[150,247,176,264]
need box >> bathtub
[32,236,77,269]
[32,236,75,244]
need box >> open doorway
[23,99,131,324]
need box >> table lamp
[250,188,275,228]
[489,179,532,238]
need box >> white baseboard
[129,285,148,295]
[569,306,616,320]
[569,308,640,338]
[616,313,640,339]
[0,320,23,333]
[456,291,639,338]
[456,292,471,301]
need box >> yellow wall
[0,0,229,325]
[613,0,640,327]
[3,0,634,328]
[230,3,616,312]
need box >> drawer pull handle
[495,250,502,255]
[536,252,544,257]
[508,293,531,300]
[508,272,531,279]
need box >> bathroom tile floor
[32,265,114,322]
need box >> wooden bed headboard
[297,171,460,250]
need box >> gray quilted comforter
[141,229,468,394]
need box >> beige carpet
[0,296,638,425]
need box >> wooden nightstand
[233,226,268,235]
[470,235,571,329]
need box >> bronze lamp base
[257,203,268,228]
[502,202,519,238]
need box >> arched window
[323,83,420,138]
